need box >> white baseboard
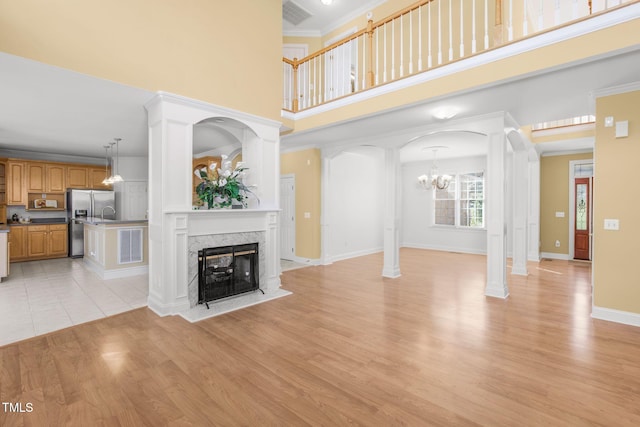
[540,252,570,261]
[147,295,190,317]
[83,257,149,280]
[402,242,486,255]
[329,247,383,263]
[592,306,640,327]
[284,255,322,266]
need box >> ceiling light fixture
[321,0,333,5]
[110,138,124,183]
[417,146,451,190]
[432,106,459,120]
[101,145,113,185]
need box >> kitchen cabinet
[46,164,66,192]
[26,163,46,192]
[27,163,66,193]
[0,160,6,205]
[25,224,68,260]
[8,226,27,261]
[89,167,112,190]
[67,166,89,188]
[7,161,26,206]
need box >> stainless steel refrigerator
[67,189,116,258]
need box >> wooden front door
[574,177,591,260]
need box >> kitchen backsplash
[8,206,68,221]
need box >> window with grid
[433,171,484,228]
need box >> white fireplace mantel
[145,92,282,317]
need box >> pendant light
[110,137,124,183]
[101,144,113,185]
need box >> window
[434,172,484,228]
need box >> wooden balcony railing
[283,0,637,113]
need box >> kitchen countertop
[6,218,68,226]
[76,217,148,225]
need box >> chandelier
[417,147,451,190]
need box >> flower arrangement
[194,155,255,209]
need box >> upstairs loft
[281,0,640,134]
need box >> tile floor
[0,257,148,347]
[0,257,309,347]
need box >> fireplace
[198,243,261,308]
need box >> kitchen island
[80,218,148,279]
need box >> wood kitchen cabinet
[8,226,28,261]
[25,224,68,261]
[46,164,66,192]
[27,162,66,193]
[7,161,26,206]
[89,167,112,190]
[67,166,89,188]
[26,163,46,192]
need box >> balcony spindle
[418,6,423,70]
[383,23,388,83]
[392,20,396,80]
[448,0,453,61]
[400,14,405,77]
[523,0,529,36]
[460,0,465,57]
[292,59,299,112]
[509,0,514,41]
[428,1,433,67]
[484,0,489,49]
[438,0,443,64]
[376,25,380,84]
[472,0,478,52]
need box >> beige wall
[281,149,321,259]
[540,152,593,254]
[593,90,640,314]
[0,0,282,122]
[283,36,322,57]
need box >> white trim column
[485,131,509,298]
[511,149,529,275]
[320,153,333,265]
[382,147,401,278]
[528,151,541,262]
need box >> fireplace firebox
[198,243,261,308]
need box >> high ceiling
[282,0,387,37]
[1,3,637,163]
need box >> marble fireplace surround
[188,231,266,308]
[157,208,287,322]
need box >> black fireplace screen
[198,243,259,307]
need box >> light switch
[604,219,620,230]
[604,116,614,127]
[304,212,311,219]
[555,211,565,218]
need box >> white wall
[115,156,148,181]
[113,156,148,220]
[328,148,385,261]
[402,155,488,254]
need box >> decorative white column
[485,131,509,298]
[527,151,541,262]
[511,149,529,275]
[382,147,401,278]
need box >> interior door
[280,175,295,261]
[574,177,591,260]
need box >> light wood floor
[2,249,640,426]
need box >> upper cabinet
[7,161,25,206]
[26,162,45,193]
[6,159,112,207]
[26,163,67,193]
[67,166,89,188]
[46,164,66,192]
[89,167,112,190]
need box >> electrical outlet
[555,240,560,248]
